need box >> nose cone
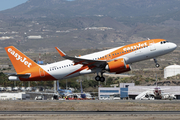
[171,43,177,50]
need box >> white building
[0,92,30,100]
[164,65,180,78]
[27,35,42,39]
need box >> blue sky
[0,0,28,11]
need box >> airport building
[98,83,180,100]
[0,92,30,100]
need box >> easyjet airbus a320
[5,39,177,82]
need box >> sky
[0,0,28,11]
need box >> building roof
[165,65,180,69]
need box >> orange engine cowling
[115,64,131,74]
[105,58,131,74]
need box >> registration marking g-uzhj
[8,48,32,68]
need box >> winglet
[55,47,66,57]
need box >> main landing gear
[153,58,160,68]
[95,72,105,82]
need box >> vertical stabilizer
[5,46,39,73]
[57,80,60,90]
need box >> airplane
[5,39,177,82]
[135,87,176,100]
[56,80,73,97]
[135,78,176,100]
[76,80,93,99]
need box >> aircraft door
[105,54,112,61]
[39,68,45,77]
[149,41,156,51]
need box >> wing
[55,47,107,69]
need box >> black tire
[95,76,100,81]
[100,77,105,82]
[155,63,160,68]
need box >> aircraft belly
[126,45,170,64]
[49,65,82,80]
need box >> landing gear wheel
[155,63,160,68]
[100,77,105,82]
[95,76,101,81]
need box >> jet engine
[105,58,131,74]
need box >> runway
[0,111,180,114]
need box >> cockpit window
[161,41,168,44]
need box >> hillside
[2,0,180,19]
[0,0,180,51]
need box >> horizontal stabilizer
[8,73,31,78]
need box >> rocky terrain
[0,0,180,52]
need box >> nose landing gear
[154,58,160,68]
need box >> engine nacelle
[105,58,131,74]
[115,64,131,74]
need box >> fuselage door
[149,41,156,51]
[105,54,112,61]
[39,68,45,77]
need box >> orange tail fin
[4,46,39,73]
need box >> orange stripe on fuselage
[65,66,89,78]
[98,39,165,61]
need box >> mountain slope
[2,0,180,19]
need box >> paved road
[24,100,180,103]
[0,111,180,115]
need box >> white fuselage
[40,41,177,80]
